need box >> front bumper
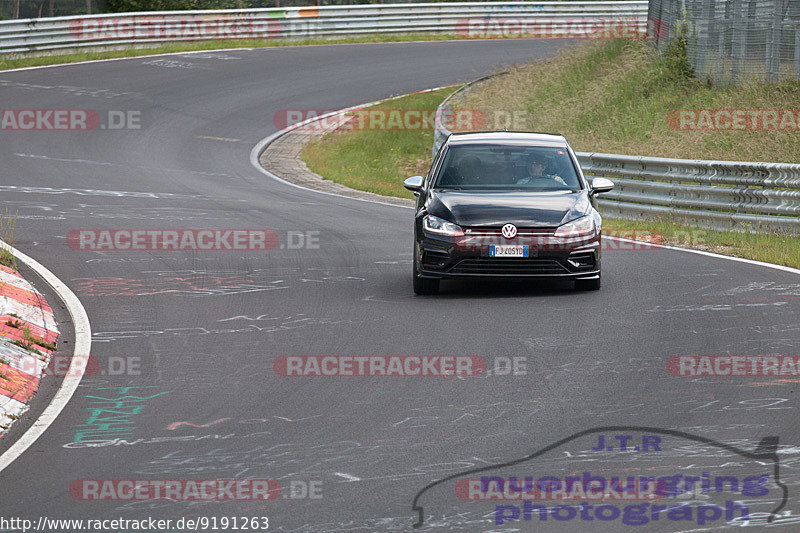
[415,230,601,280]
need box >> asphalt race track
[1,40,799,531]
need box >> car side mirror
[590,177,614,196]
[404,175,424,193]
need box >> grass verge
[601,218,799,268]
[0,33,461,71]
[301,87,449,198]
[0,208,17,271]
[299,42,800,269]
[454,39,800,163]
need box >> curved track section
[0,40,799,531]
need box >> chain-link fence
[1,0,101,19]
[649,0,800,83]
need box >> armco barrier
[579,153,800,234]
[0,2,648,55]
[433,84,800,234]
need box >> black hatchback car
[404,132,614,295]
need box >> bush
[662,16,695,81]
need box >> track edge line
[0,240,91,473]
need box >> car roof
[446,131,569,147]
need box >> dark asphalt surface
[0,40,799,531]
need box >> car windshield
[434,144,582,190]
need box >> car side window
[425,144,447,188]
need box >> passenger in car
[517,155,567,186]
[440,154,484,186]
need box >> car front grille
[463,228,557,239]
[448,258,569,275]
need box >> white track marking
[607,236,800,276]
[334,472,361,482]
[0,47,256,74]
[0,39,477,75]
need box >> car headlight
[423,215,464,236]
[554,215,596,238]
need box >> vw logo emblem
[501,224,517,239]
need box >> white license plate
[490,245,529,257]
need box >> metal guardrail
[0,2,648,55]
[432,74,491,158]
[580,153,800,233]
[433,84,800,234]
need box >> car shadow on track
[434,278,582,298]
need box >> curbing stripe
[0,300,58,332]
[0,325,54,354]
[0,398,26,417]
[0,316,58,344]
[0,348,48,375]
[0,366,39,403]
[0,240,91,474]
[250,84,453,210]
[0,283,53,311]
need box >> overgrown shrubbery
[1,0,98,20]
[106,0,250,12]
[661,16,695,82]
